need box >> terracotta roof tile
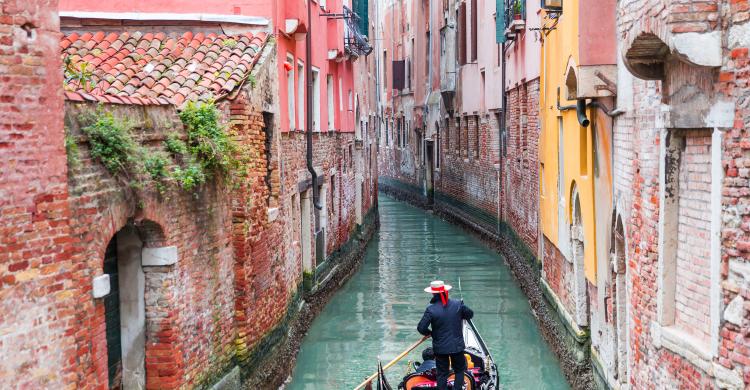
[61,30,269,106]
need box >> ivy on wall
[71,101,246,197]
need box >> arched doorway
[570,186,589,327]
[102,221,166,389]
[611,215,627,383]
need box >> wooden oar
[353,335,430,390]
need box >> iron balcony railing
[343,5,372,56]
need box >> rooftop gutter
[59,11,269,26]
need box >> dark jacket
[415,359,436,373]
[417,297,474,355]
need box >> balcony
[503,0,526,41]
[343,5,372,56]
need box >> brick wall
[0,24,376,388]
[674,130,712,344]
[0,1,79,388]
[63,102,237,388]
[542,236,577,317]
[434,113,501,231]
[718,1,750,385]
[503,79,540,251]
[617,0,750,387]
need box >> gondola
[398,320,499,390]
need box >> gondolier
[417,281,474,390]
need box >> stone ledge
[651,322,743,389]
[209,366,240,390]
[142,246,178,267]
[541,278,590,344]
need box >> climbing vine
[80,110,139,176]
[179,100,241,177]
[73,100,245,197]
[64,127,80,169]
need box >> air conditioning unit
[541,0,562,11]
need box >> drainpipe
[499,39,508,235]
[306,0,322,211]
[576,99,590,128]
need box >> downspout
[499,39,508,236]
[306,0,322,211]
[576,99,590,127]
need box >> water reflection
[287,195,569,389]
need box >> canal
[287,195,569,389]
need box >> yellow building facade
[539,0,598,284]
[539,0,619,335]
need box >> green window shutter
[496,0,506,43]
[353,0,369,37]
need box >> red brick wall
[617,0,750,387]
[718,2,750,385]
[435,113,501,221]
[0,1,78,388]
[63,102,236,388]
[542,237,577,318]
[229,95,363,370]
[503,79,540,251]
[674,130,712,344]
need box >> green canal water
[287,195,569,389]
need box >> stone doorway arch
[609,213,627,383]
[570,184,589,327]
[100,220,175,390]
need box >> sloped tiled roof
[61,31,269,106]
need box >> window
[463,119,469,158]
[312,67,321,132]
[471,0,478,62]
[339,77,344,111]
[458,3,467,65]
[540,163,545,196]
[541,0,563,11]
[411,38,415,89]
[383,51,388,92]
[393,60,406,90]
[397,118,402,148]
[436,124,441,169]
[658,129,719,353]
[445,118,451,154]
[425,32,430,79]
[287,54,295,130]
[480,71,486,112]
[327,75,335,130]
[297,61,305,131]
[456,117,461,154]
[352,0,369,36]
[349,144,353,169]
[474,115,480,159]
[385,120,390,146]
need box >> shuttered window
[393,60,406,90]
[458,3,467,65]
[471,0,478,61]
[495,0,506,43]
[352,0,369,36]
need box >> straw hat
[424,280,453,293]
